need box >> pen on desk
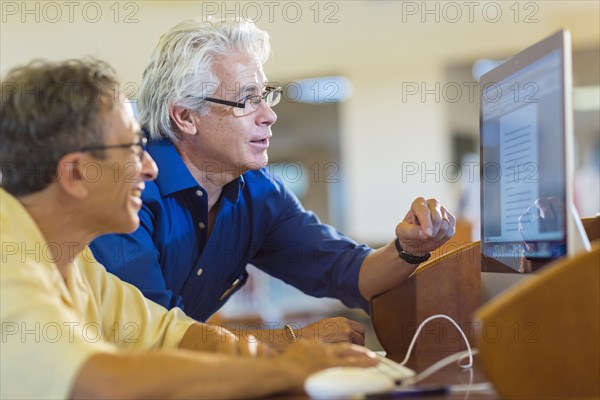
[219,277,242,300]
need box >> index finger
[411,197,433,237]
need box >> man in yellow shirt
[0,58,376,399]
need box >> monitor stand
[481,202,591,304]
[481,272,530,304]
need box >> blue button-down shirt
[91,139,372,322]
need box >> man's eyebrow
[238,83,263,98]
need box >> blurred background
[2,1,598,347]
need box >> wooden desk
[369,216,600,399]
[390,352,497,399]
[274,352,497,399]
[371,242,481,357]
[276,217,600,399]
[473,243,600,398]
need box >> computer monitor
[479,30,590,299]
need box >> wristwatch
[394,238,431,264]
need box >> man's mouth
[250,138,270,147]
[251,138,268,143]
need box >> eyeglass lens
[235,88,281,116]
[134,137,147,160]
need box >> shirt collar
[147,138,200,196]
[147,137,245,203]
[222,174,245,205]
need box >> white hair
[138,17,271,141]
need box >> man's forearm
[229,320,367,352]
[231,327,295,352]
[71,350,303,399]
[179,322,284,355]
[179,322,241,353]
[187,318,296,353]
[71,323,379,398]
[358,241,420,301]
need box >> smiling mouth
[131,189,142,198]
[251,138,269,145]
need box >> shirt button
[198,222,206,229]
[196,268,203,276]
[196,190,203,197]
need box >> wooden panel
[430,219,473,260]
[370,242,481,358]
[474,244,600,399]
[582,215,600,243]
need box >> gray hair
[0,58,119,196]
[138,17,271,141]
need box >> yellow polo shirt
[0,189,196,399]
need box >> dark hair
[0,58,120,196]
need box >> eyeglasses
[79,136,148,161]
[202,85,282,116]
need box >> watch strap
[394,238,431,264]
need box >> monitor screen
[480,31,571,273]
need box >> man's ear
[55,153,89,199]
[169,105,198,136]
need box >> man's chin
[118,215,140,234]
[98,222,138,238]
[242,159,268,171]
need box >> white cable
[398,314,474,368]
[397,314,475,385]
[407,349,479,385]
[460,365,474,400]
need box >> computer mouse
[304,367,396,399]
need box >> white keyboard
[369,353,416,383]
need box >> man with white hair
[91,18,456,350]
[0,58,376,399]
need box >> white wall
[2,0,598,241]
[341,68,453,243]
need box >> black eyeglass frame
[78,136,148,159]
[202,85,282,110]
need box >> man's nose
[257,100,277,126]
[141,151,158,181]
